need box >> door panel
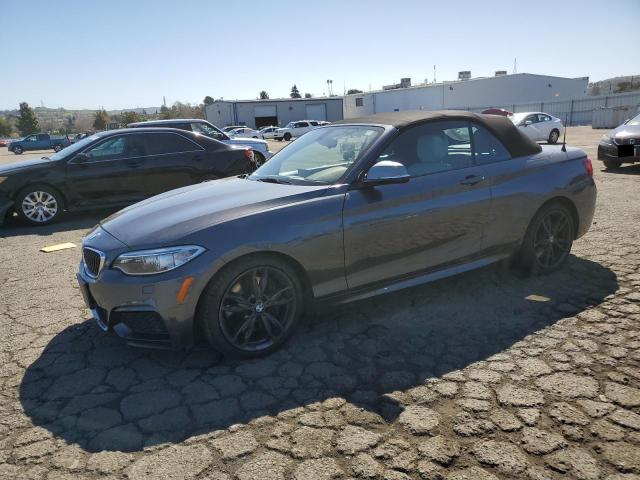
[343,167,491,288]
[343,120,492,289]
[65,135,150,207]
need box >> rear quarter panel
[482,146,595,252]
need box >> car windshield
[249,126,382,185]
[627,113,640,126]
[284,122,295,128]
[49,134,101,160]
[510,113,527,123]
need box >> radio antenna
[561,113,568,152]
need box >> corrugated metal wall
[452,92,640,126]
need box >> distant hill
[588,75,640,95]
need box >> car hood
[610,123,640,140]
[0,157,52,175]
[100,177,330,247]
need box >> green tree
[347,88,363,95]
[159,104,172,120]
[121,111,142,125]
[203,95,215,105]
[304,93,312,98]
[0,117,12,137]
[93,109,108,130]
[16,102,40,136]
[290,84,301,99]
[259,91,269,100]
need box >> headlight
[112,245,205,275]
[600,134,613,145]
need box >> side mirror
[74,153,89,163]
[360,160,410,187]
[524,120,533,126]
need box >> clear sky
[1,0,639,110]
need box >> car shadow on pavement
[600,164,640,175]
[1,210,113,238]
[19,254,618,452]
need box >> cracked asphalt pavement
[1,128,639,479]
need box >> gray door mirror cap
[359,160,410,187]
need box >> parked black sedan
[0,128,256,225]
[78,111,596,358]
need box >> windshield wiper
[254,176,292,184]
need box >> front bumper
[76,252,217,350]
[598,143,640,163]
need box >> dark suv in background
[128,119,273,166]
[0,128,255,226]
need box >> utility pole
[434,65,436,83]
[513,58,517,74]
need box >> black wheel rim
[533,210,572,269]
[218,267,296,352]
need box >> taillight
[245,148,255,164]
[583,157,593,177]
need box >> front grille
[83,248,103,277]
[614,137,639,145]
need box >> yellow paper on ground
[40,243,77,253]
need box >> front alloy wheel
[16,187,62,225]
[548,129,559,144]
[198,257,303,357]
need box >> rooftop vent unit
[495,70,507,76]
[458,71,471,81]
[382,78,412,90]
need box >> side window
[538,114,551,122]
[37,134,48,141]
[377,121,472,177]
[309,121,319,126]
[144,133,202,156]
[355,97,364,107]
[525,114,538,124]
[85,136,127,161]
[26,136,37,142]
[471,124,511,165]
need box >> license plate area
[618,144,635,157]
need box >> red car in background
[0,139,10,147]
[482,108,513,117]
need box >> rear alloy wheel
[603,159,622,169]
[548,129,560,144]
[253,152,266,167]
[519,204,574,274]
[198,256,303,358]
[15,186,63,225]
[284,133,292,141]
[12,146,23,154]
[53,144,63,152]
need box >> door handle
[460,175,485,186]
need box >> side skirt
[318,254,510,306]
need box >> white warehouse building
[344,73,589,118]
[205,73,589,128]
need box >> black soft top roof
[334,110,542,158]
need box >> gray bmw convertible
[77,111,596,357]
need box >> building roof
[333,110,542,157]
[209,97,344,104]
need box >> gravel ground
[1,127,639,479]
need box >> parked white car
[510,112,564,144]
[273,120,321,141]
[229,127,259,138]
[258,126,279,139]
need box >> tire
[13,146,23,154]
[254,151,266,167]
[15,185,64,226]
[548,129,560,144]
[53,144,63,152]
[252,136,258,138]
[603,159,622,169]
[518,203,575,275]
[197,255,304,358]
[276,138,282,142]
[284,133,292,141]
